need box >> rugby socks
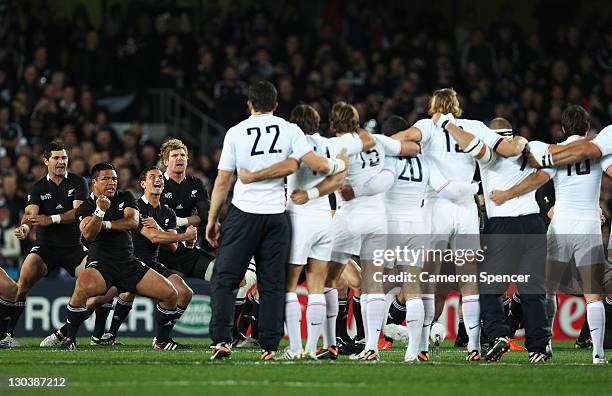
[365,293,386,352]
[285,292,302,353]
[171,305,187,332]
[587,300,605,359]
[359,294,368,342]
[324,288,338,347]
[577,317,590,343]
[232,298,246,341]
[0,298,13,337]
[336,296,349,342]
[236,295,254,339]
[66,304,91,340]
[6,299,25,335]
[305,294,326,353]
[250,296,260,340]
[545,293,557,333]
[405,297,424,357]
[92,302,113,339]
[509,292,523,336]
[154,303,177,344]
[462,295,481,352]
[387,297,406,325]
[108,297,133,338]
[353,295,365,341]
[420,294,435,351]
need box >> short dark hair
[561,105,590,135]
[290,104,320,134]
[381,116,409,136]
[248,81,277,112]
[43,140,67,159]
[139,166,162,185]
[90,162,115,179]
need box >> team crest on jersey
[119,202,125,210]
[40,193,52,201]
[164,192,172,199]
[165,218,169,226]
[67,188,75,196]
[191,190,197,197]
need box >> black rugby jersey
[161,172,209,226]
[132,196,177,263]
[26,172,88,247]
[76,190,139,263]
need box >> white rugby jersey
[383,155,430,221]
[287,132,363,215]
[340,134,401,213]
[592,125,612,157]
[542,135,612,220]
[480,151,540,218]
[218,113,312,214]
[413,118,502,200]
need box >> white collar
[47,172,69,181]
[141,194,150,205]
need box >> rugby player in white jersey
[340,115,478,362]
[394,88,527,361]
[239,103,375,360]
[206,81,347,360]
[435,116,550,363]
[490,105,611,364]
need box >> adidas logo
[56,204,64,210]
[176,204,183,209]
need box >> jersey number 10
[248,125,282,156]
[567,159,590,176]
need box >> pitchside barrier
[15,279,586,340]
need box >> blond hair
[329,101,359,134]
[160,138,188,163]
[428,88,463,117]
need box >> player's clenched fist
[14,224,29,240]
[97,195,111,211]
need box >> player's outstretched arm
[549,138,602,165]
[238,158,300,184]
[206,170,233,247]
[489,170,550,205]
[390,127,422,143]
[290,151,349,204]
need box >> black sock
[170,304,187,333]
[577,317,590,342]
[108,298,133,338]
[455,320,468,346]
[236,296,253,339]
[336,297,349,341]
[93,302,113,339]
[509,292,523,336]
[388,298,406,325]
[6,300,25,335]
[352,296,365,341]
[0,298,13,338]
[232,298,245,341]
[66,304,91,340]
[58,324,68,338]
[154,304,177,344]
[250,297,260,340]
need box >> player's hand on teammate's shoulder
[238,168,255,184]
[490,189,510,205]
[205,219,221,247]
[96,195,111,211]
[339,184,355,201]
[141,217,161,230]
[290,189,309,205]
[433,112,455,128]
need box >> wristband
[542,153,554,167]
[94,207,106,218]
[102,221,112,230]
[50,214,61,224]
[306,188,320,201]
[176,217,189,227]
[325,158,346,176]
[20,224,30,234]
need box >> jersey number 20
[398,157,423,182]
[248,125,282,156]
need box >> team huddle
[1,81,611,365]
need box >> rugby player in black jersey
[0,141,88,348]
[58,163,180,350]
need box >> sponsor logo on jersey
[40,193,52,201]
[173,295,211,335]
[164,218,169,226]
[191,190,197,197]
[119,202,125,210]
[164,192,172,199]
[67,188,75,196]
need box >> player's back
[385,155,429,220]
[544,135,609,220]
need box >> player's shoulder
[598,125,612,136]
[560,135,584,145]
[413,117,434,130]
[116,190,135,201]
[66,172,87,184]
[185,174,204,186]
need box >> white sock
[462,295,481,352]
[419,294,435,352]
[587,300,605,359]
[360,293,368,342]
[305,294,326,353]
[323,288,338,347]
[405,297,425,357]
[365,293,386,352]
[285,292,302,353]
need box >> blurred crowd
[0,0,612,269]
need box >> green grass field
[1,339,610,395]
